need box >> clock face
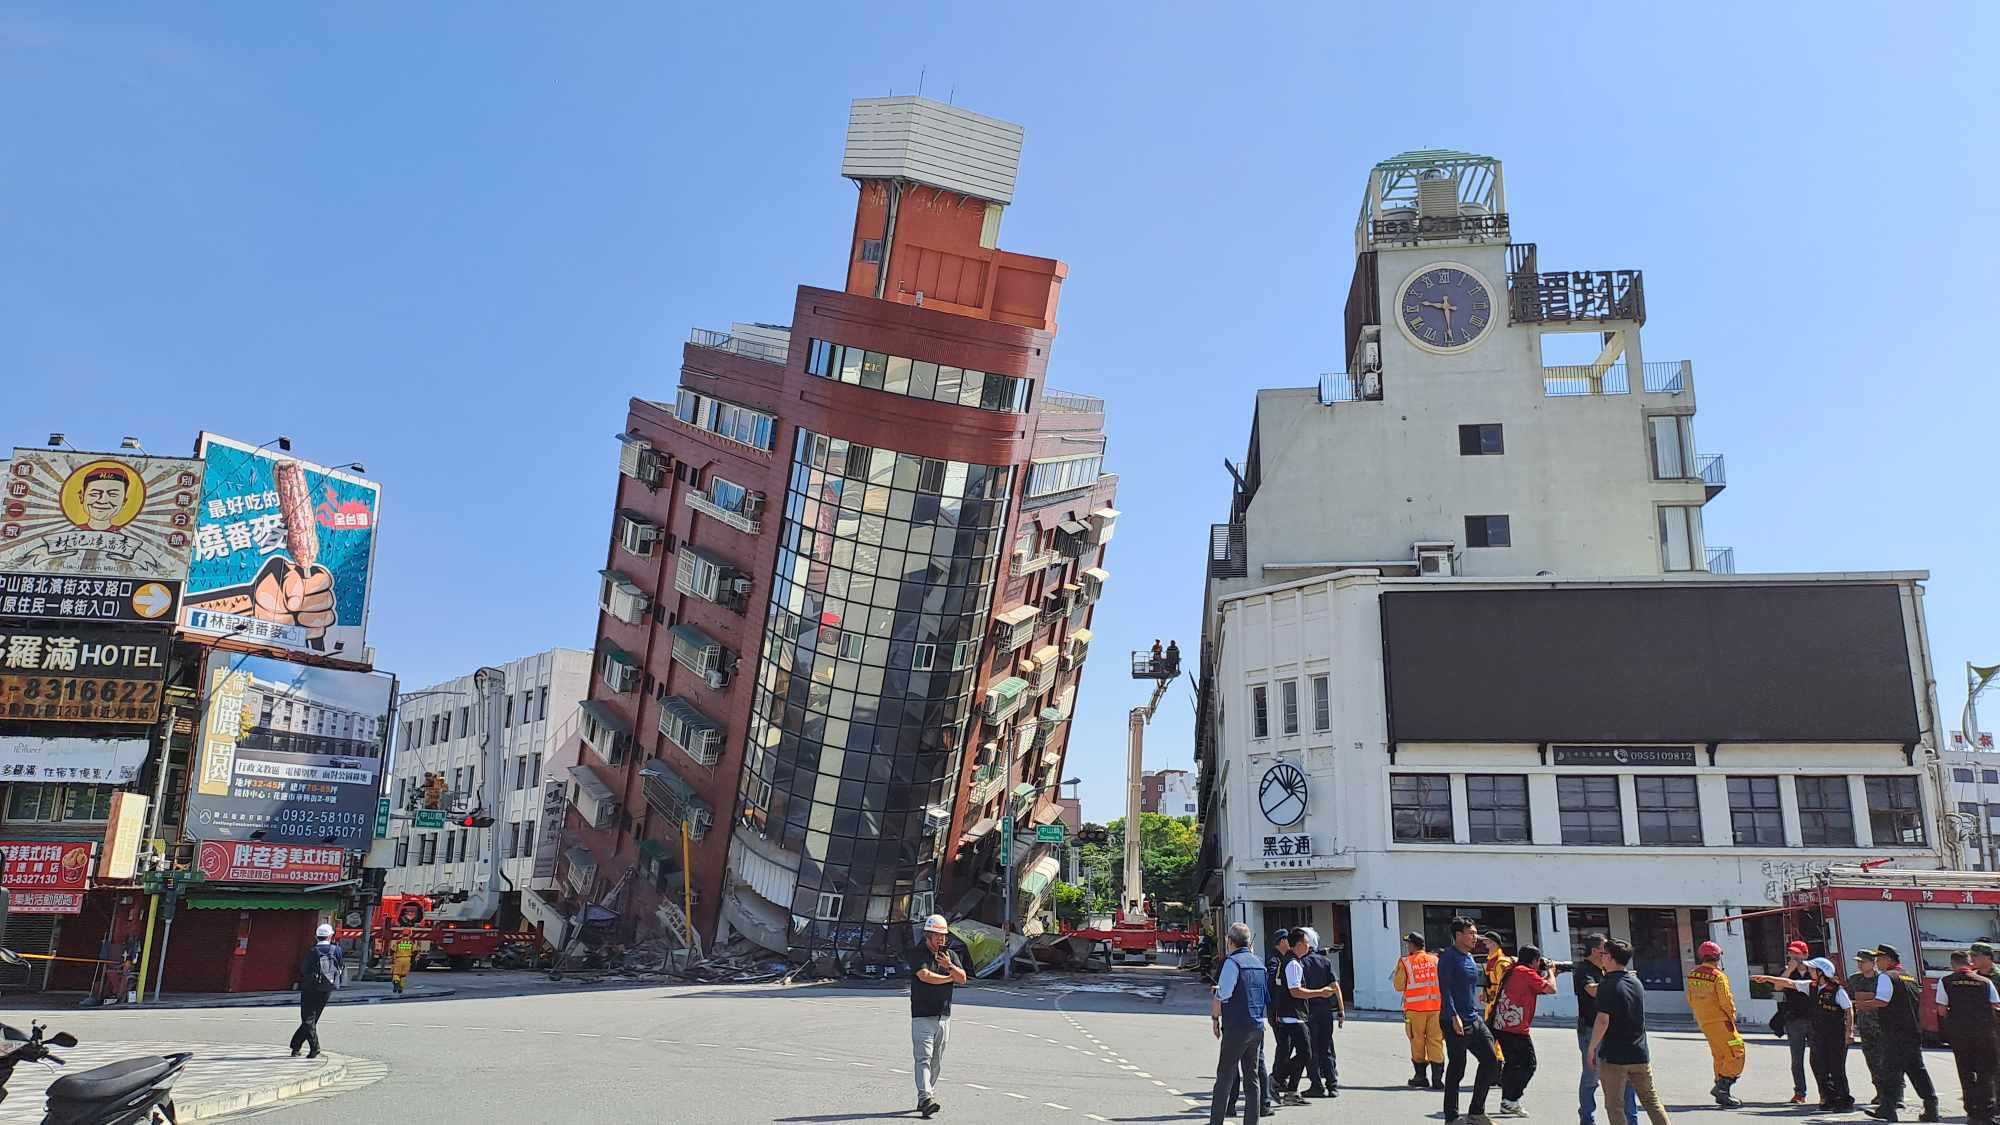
[1258,762,1308,827]
[1397,264,1494,352]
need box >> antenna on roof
[917,66,925,98]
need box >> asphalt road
[2,968,1977,1123]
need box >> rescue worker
[1481,930,1514,1021]
[391,937,415,995]
[1850,948,1886,1110]
[1294,927,1343,1098]
[1685,940,1744,1107]
[1936,950,2000,1125]
[1755,957,1856,1112]
[1391,931,1445,1088]
[1856,944,1941,1123]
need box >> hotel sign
[1551,745,1698,767]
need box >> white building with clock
[1193,150,1949,1020]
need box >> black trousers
[1878,1036,1939,1110]
[1809,1031,1852,1106]
[289,989,330,1055]
[1496,1029,1537,1102]
[1306,1010,1338,1092]
[1217,1031,1269,1123]
[1953,1043,1997,1124]
[1272,1022,1311,1091]
[1443,1017,1500,1120]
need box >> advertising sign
[99,792,149,880]
[1550,745,1698,767]
[0,625,171,724]
[0,450,203,579]
[531,777,565,880]
[190,651,391,848]
[0,735,149,783]
[0,842,94,914]
[195,840,347,886]
[0,573,179,624]
[179,434,380,661]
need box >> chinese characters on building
[1261,833,1315,868]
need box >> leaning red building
[561,97,1118,971]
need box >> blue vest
[1222,949,1270,1032]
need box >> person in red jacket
[1492,945,1559,1117]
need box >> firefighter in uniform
[391,937,415,994]
[1938,951,2000,1125]
[1390,931,1444,1088]
[1859,944,1941,1123]
[1686,940,1745,1107]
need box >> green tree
[1049,881,1089,929]
[1077,814,1199,922]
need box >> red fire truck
[336,893,543,971]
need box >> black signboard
[1551,745,1698,768]
[0,623,172,723]
[0,572,182,624]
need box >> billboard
[190,651,391,849]
[0,842,94,914]
[0,624,172,724]
[195,840,346,885]
[0,450,203,580]
[180,434,380,661]
[0,573,180,624]
[0,735,149,783]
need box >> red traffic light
[457,813,495,829]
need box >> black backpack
[308,944,344,991]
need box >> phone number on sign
[0,674,160,721]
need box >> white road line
[965,1083,990,1090]
[1087,1115,1110,1122]
[815,1056,838,1062]
[1137,1072,1153,1078]
[1004,1092,1027,1099]
[852,1062,873,1068]
[1150,1079,1165,1085]
[616,1036,643,1041]
[1044,1103,1070,1111]
[734,1047,758,1052]
[1169,1089,1184,1096]
[769,1050,797,1057]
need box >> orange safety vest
[1401,952,1442,1012]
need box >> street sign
[414,810,444,829]
[1035,824,1066,844]
[999,816,1013,866]
[375,798,391,839]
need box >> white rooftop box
[842,96,1023,205]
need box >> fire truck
[1773,864,2000,1037]
[337,893,543,971]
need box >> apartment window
[1567,907,1612,964]
[1648,414,1694,479]
[1636,776,1702,845]
[458,705,470,736]
[1796,776,1857,847]
[1390,775,1453,842]
[1280,680,1300,736]
[815,892,844,921]
[394,838,409,866]
[529,752,542,786]
[859,238,883,264]
[1865,775,1927,846]
[1458,423,1504,455]
[538,686,549,721]
[1659,505,1703,572]
[912,643,936,671]
[504,695,515,728]
[6,783,112,823]
[1311,674,1330,732]
[1250,685,1269,739]
[514,756,529,788]
[521,820,535,857]
[1464,514,1511,548]
[418,835,436,864]
[1957,768,1977,782]
[1985,769,1999,785]
[508,822,522,859]
[1557,776,1624,845]
[1728,777,1785,847]
[1024,455,1103,499]
[1466,775,1531,844]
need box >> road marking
[1087,1115,1110,1122]
[769,1050,797,1057]
[1064,1045,1079,1051]
[852,1062,873,1069]
[1150,1079,1166,1085]
[1137,1072,1153,1078]
[890,1068,909,1074]
[1004,1092,1027,1099]
[815,1057,838,1062]
[734,1047,758,1052]
[1044,1103,1070,1111]
[616,1036,643,1041]
[965,1083,990,1090]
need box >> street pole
[152,879,178,1002]
[682,819,694,961]
[1001,724,1017,981]
[133,892,159,1005]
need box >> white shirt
[1936,975,2000,1005]
[1281,960,1305,1023]
[1876,973,1898,1003]
[1832,986,1853,1010]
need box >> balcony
[1542,361,1690,397]
[983,677,1029,725]
[657,695,722,768]
[1012,547,1060,577]
[686,488,762,535]
[968,760,1006,808]
[1506,245,1645,325]
[1041,389,1104,416]
[996,604,1039,652]
[1697,453,1727,499]
[690,327,787,366]
[1319,371,1384,405]
[641,759,713,840]
[1706,546,1736,575]
[1208,520,1247,580]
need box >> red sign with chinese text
[0,841,92,913]
[1822,885,2000,907]
[195,840,346,885]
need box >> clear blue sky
[6,4,1995,822]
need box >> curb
[180,1054,353,1121]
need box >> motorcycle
[0,952,191,1123]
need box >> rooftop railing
[1041,389,1104,415]
[1706,546,1736,574]
[1319,371,1384,405]
[690,327,788,366]
[1697,453,1727,498]
[1542,361,1691,397]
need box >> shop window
[1391,775,1453,842]
[1796,776,1857,847]
[1865,775,1927,846]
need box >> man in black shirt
[909,914,969,1119]
[1857,945,1941,1123]
[1935,950,2000,1125]
[1585,939,1671,1125]
[1576,934,1638,1125]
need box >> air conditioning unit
[729,576,752,596]
[1360,340,1381,373]
[1361,371,1383,400]
[1414,541,1455,577]
[743,491,766,518]
[922,806,951,835]
[618,516,659,557]
[705,669,730,691]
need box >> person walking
[1210,922,1271,1125]
[1269,929,1314,1106]
[291,922,343,1059]
[390,937,415,996]
[908,914,968,1119]
[1492,944,1557,1118]
[1441,916,1503,1125]
[1858,944,1942,1122]
[1685,940,1745,1107]
[1936,950,2000,1125]
[1576,933,1640,1125]
[1393,931,1445,1089]
[1776,941,1817,1104]
[1850,948,1886,1110]
[1585,938,1671,1125]
[1295,927,1343,1098]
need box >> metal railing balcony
[1697,453,1726,498]
[690,327,788,365]
[686,489,762,534]
[1319,371,1384,405]
[969,764,1006,808]
[1542,361,1691,397]
[1706,546,1736,574]
[1041,389,1104,415]
[1012,548,1060,577]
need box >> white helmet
[316,923,335,940]
[923,914,949,934]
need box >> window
[1557,776,1624,845]
[1311,674,1330,732]
[6,784,112,823]
[1567,907,1612,964]
[1025,455,1103,498]
[1865,775,1927,846]
[1985,769,1999,785]
[1280,680,1300,736]
[859,238,883,263]
[538,686,549,721]
[514,756,528,788]
[1464,514,1511,548]
[1250,685,1269,739]
[675,545,727,602]
[1728,777,1785,846]
[521,820,535,857]
[508,822,522,859]
[1796,776,1857,847]
[1422,904,1515,957]
[1636,776,1702,845]
[504,695,515,727]
[1390,775,1453,842]
[1458,423,1504,455]
[1659,505,1703,571]
[1648,414,1694,479]
[418,835,436,864]
[912,643,936,671]
[394,838,409,866]
[1466,774,1530,844]
[801,339,1031,414]
[815,892,844,921]
[1957,768,1978,782]
[670,386,776,450]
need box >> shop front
[153,891,343,994]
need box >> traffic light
[457,812,495,829]
[422,774,445,810]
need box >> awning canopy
[960,816,998,845]
[660,695,719,734]
[639,838,673,863]
[1038,707,1065,726]
[186,894,343,912]
[601,644,637,668]
[1031,644,1060,666]
[989,677,1028,704]
[1057,520,1089,537]
[1010,782,1038,803]
[568,764,616,806]
[1018,854,1062,897]
[1071,627,1093,644]
[728,836,798,909]
[995,604,1039,627]
[669,622,719,653]
[579,699,631,737]
[1091,507,1120,521]
[1082,567,1111,585]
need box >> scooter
[0,953,191,1123]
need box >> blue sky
[5,3,1995,822]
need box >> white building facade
[385,648,591,904]
[1143,769,1198,818]
[1942,731,2000,869]
[1195,151,1947,1021]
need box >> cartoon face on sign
[65,463,142,531]
[0,450,203,580]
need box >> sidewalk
[0,980,454,1011]
[0,1040,358,1123]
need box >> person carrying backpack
[291,922,344,1059]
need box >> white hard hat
[924,914,949,934]
[316,923,335,939]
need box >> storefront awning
[187,894,343,912]
[990,677,1028,704]
[1018,854,1062,897]
[1082,567,1110,585]
[728,836,797,909]
[996,604,1039,627]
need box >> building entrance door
[1629,907,1684,992]
[1265,905,1311,963]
